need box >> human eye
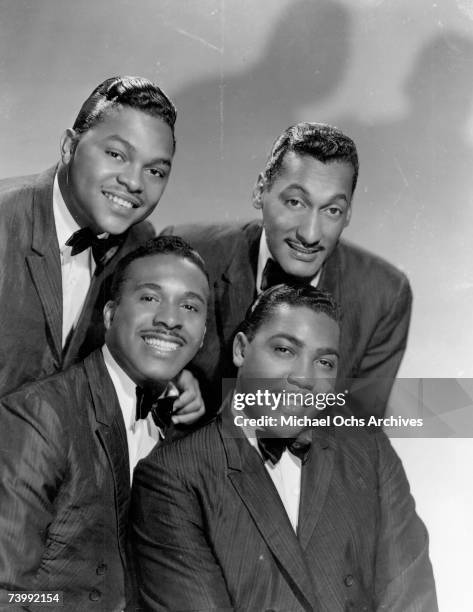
[140,294,159,303]
[324,205,344,218]
[106,149,125,161]
[146,167,167,179]
[316,357,336,369]
[285,198,305,209]
[182,302,199,313]
[274,345,295,357]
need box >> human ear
[233,332,249,367]
[252,173,266,210]
[103,300,117,330]
[60,128,78,164]
[344,204,352,228]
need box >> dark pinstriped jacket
[131,400,437,611]
[0,350,131,611]
[163,221,413,417]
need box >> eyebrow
[136,282,206,305]
[270,333,339,357]
[282,184,349,204]
[106,135,172,166]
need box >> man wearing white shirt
[132,284,437,612]
[0,236,209,611]
[0,75,203,414]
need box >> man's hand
[172,369,205,425]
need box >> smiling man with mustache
[0,236,209,611]
[165,123,412,417]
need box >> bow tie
[256,430,311,465]
[135,387,176,432]
[260,258,311,292]
[65,228,124,267]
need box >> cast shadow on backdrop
[165,0,351,224]
[335,31,473,381]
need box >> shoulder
[0,168,54,208]
[338,240,409,284]
[162,220,261,274]
[1,359,88,416]
[138,419,224,479]
[336,240,412,300]
[0,361,90,455]
[330,424,399,479]
[164,219,259,248]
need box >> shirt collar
[52,171,82,253]
[255,228,321,293]
[102,344,178,431]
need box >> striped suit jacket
[131,401,437,611]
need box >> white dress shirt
[52,173,93,347]
[256,228,321,293]
[102,345,177,483]
[239,416,302,533]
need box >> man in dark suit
[132,285,437,612]
[0,236,209,611]
[0,76,202,408]
[164,123,412,417]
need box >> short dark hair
[239,284,340,341]
[262,122,359,193]
[72,76,177,147]
[110,235,209,302]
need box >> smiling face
[104,253,208,390]
[233,303,339,437]
[59,105,175,235]
[255,152,354,279]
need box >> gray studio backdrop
[1,0,472,608]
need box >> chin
[283,262,320,279]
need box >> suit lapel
[213,221,261,349]
[318,242,342,303]
[84,350,131,568]
[63,262,109,365]
[297,429,336,550]
[26,167,62,361]
[220,412,316,606]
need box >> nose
[296,210,321,245]
[152,301,182,329]
[117,162,143,193]
[287,357,315,390]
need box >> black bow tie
[256,430,311,465]
[135,387,175,432]
[65,228,124,267]
[260,258,311,292]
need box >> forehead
[122,253,209,297]
[82,105,175,158]
[270,152,354,197]
[254,304,339,347]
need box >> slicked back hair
[72,76,177,149]
[109,235,209,302]
[238,284,341,341]
[261,122,359,193]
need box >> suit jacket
[0,349,131,611]
[131,400,437,612]
[163,221,413,417]
[0,167,154,397]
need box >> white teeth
[104,192,134,209]
[144,337,180,352]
